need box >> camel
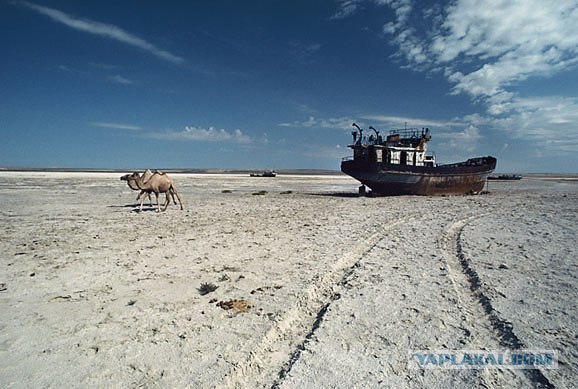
[120,169,178,211]
[131,171,183,212]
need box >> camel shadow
[108,204,159,212]
[130,207,158,213]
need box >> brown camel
[131,171,183,212]
[121,169,178,210]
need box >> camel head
[121,172,142,191]
[120,172,140,181]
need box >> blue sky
[2,0,578,172]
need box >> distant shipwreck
[341,123,496,196]
[250,170,277,177]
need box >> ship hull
[341,156,496,195]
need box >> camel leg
[162,192,171,211]
[171,187,184,210]
[139,192,146,212]
[136,190,152,207]
[155,192,161,212]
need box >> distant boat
[487,174,522,181]
[341,123,497,195]
[250,170,276,178]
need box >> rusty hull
[341,156,496,195]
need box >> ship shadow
[309,191,414,198]
[309,192,361,198]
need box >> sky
[2,0,578,172]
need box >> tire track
[217,215,415,389]
[441,215,554,388]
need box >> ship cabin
[348,126,436,168]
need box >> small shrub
[198,282,219,296]
[218,274,230,282]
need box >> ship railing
[342,156,354,162]
[389,128,427,139]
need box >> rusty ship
[341,123,497,195]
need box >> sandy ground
[0,172,576,388]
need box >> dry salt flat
[0,172,576,388]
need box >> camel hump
[153,170,167,176]
[141,169,155,183]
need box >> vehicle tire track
[217,215,415,389]
[441,215,554,388]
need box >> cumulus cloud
[148,126,252,144]
[488,96,578,151]
[351,0,578,151]
[437,125,481,152]
[381,0,578,98]
[15,1,184,64]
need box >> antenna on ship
[352,123,363,144]
[369,126,382,144]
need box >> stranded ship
[341,123,496,195]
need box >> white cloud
[437,125,481,152]
[15,1,184,64]
[294,103,317,114]
[370,0,578,152]
[148,126,252,144]
[492,96,578,148]
[91,122,141,130]
[281,114,463,132]
[279,116,355,130]
[300,144,349,161]
[287,41,323,64]
[330,0,363,20]
[381,0,578,101]
[359,114,455,129]
[108,74,133,84]
[457,95,578,153]
[333,2,578,155]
